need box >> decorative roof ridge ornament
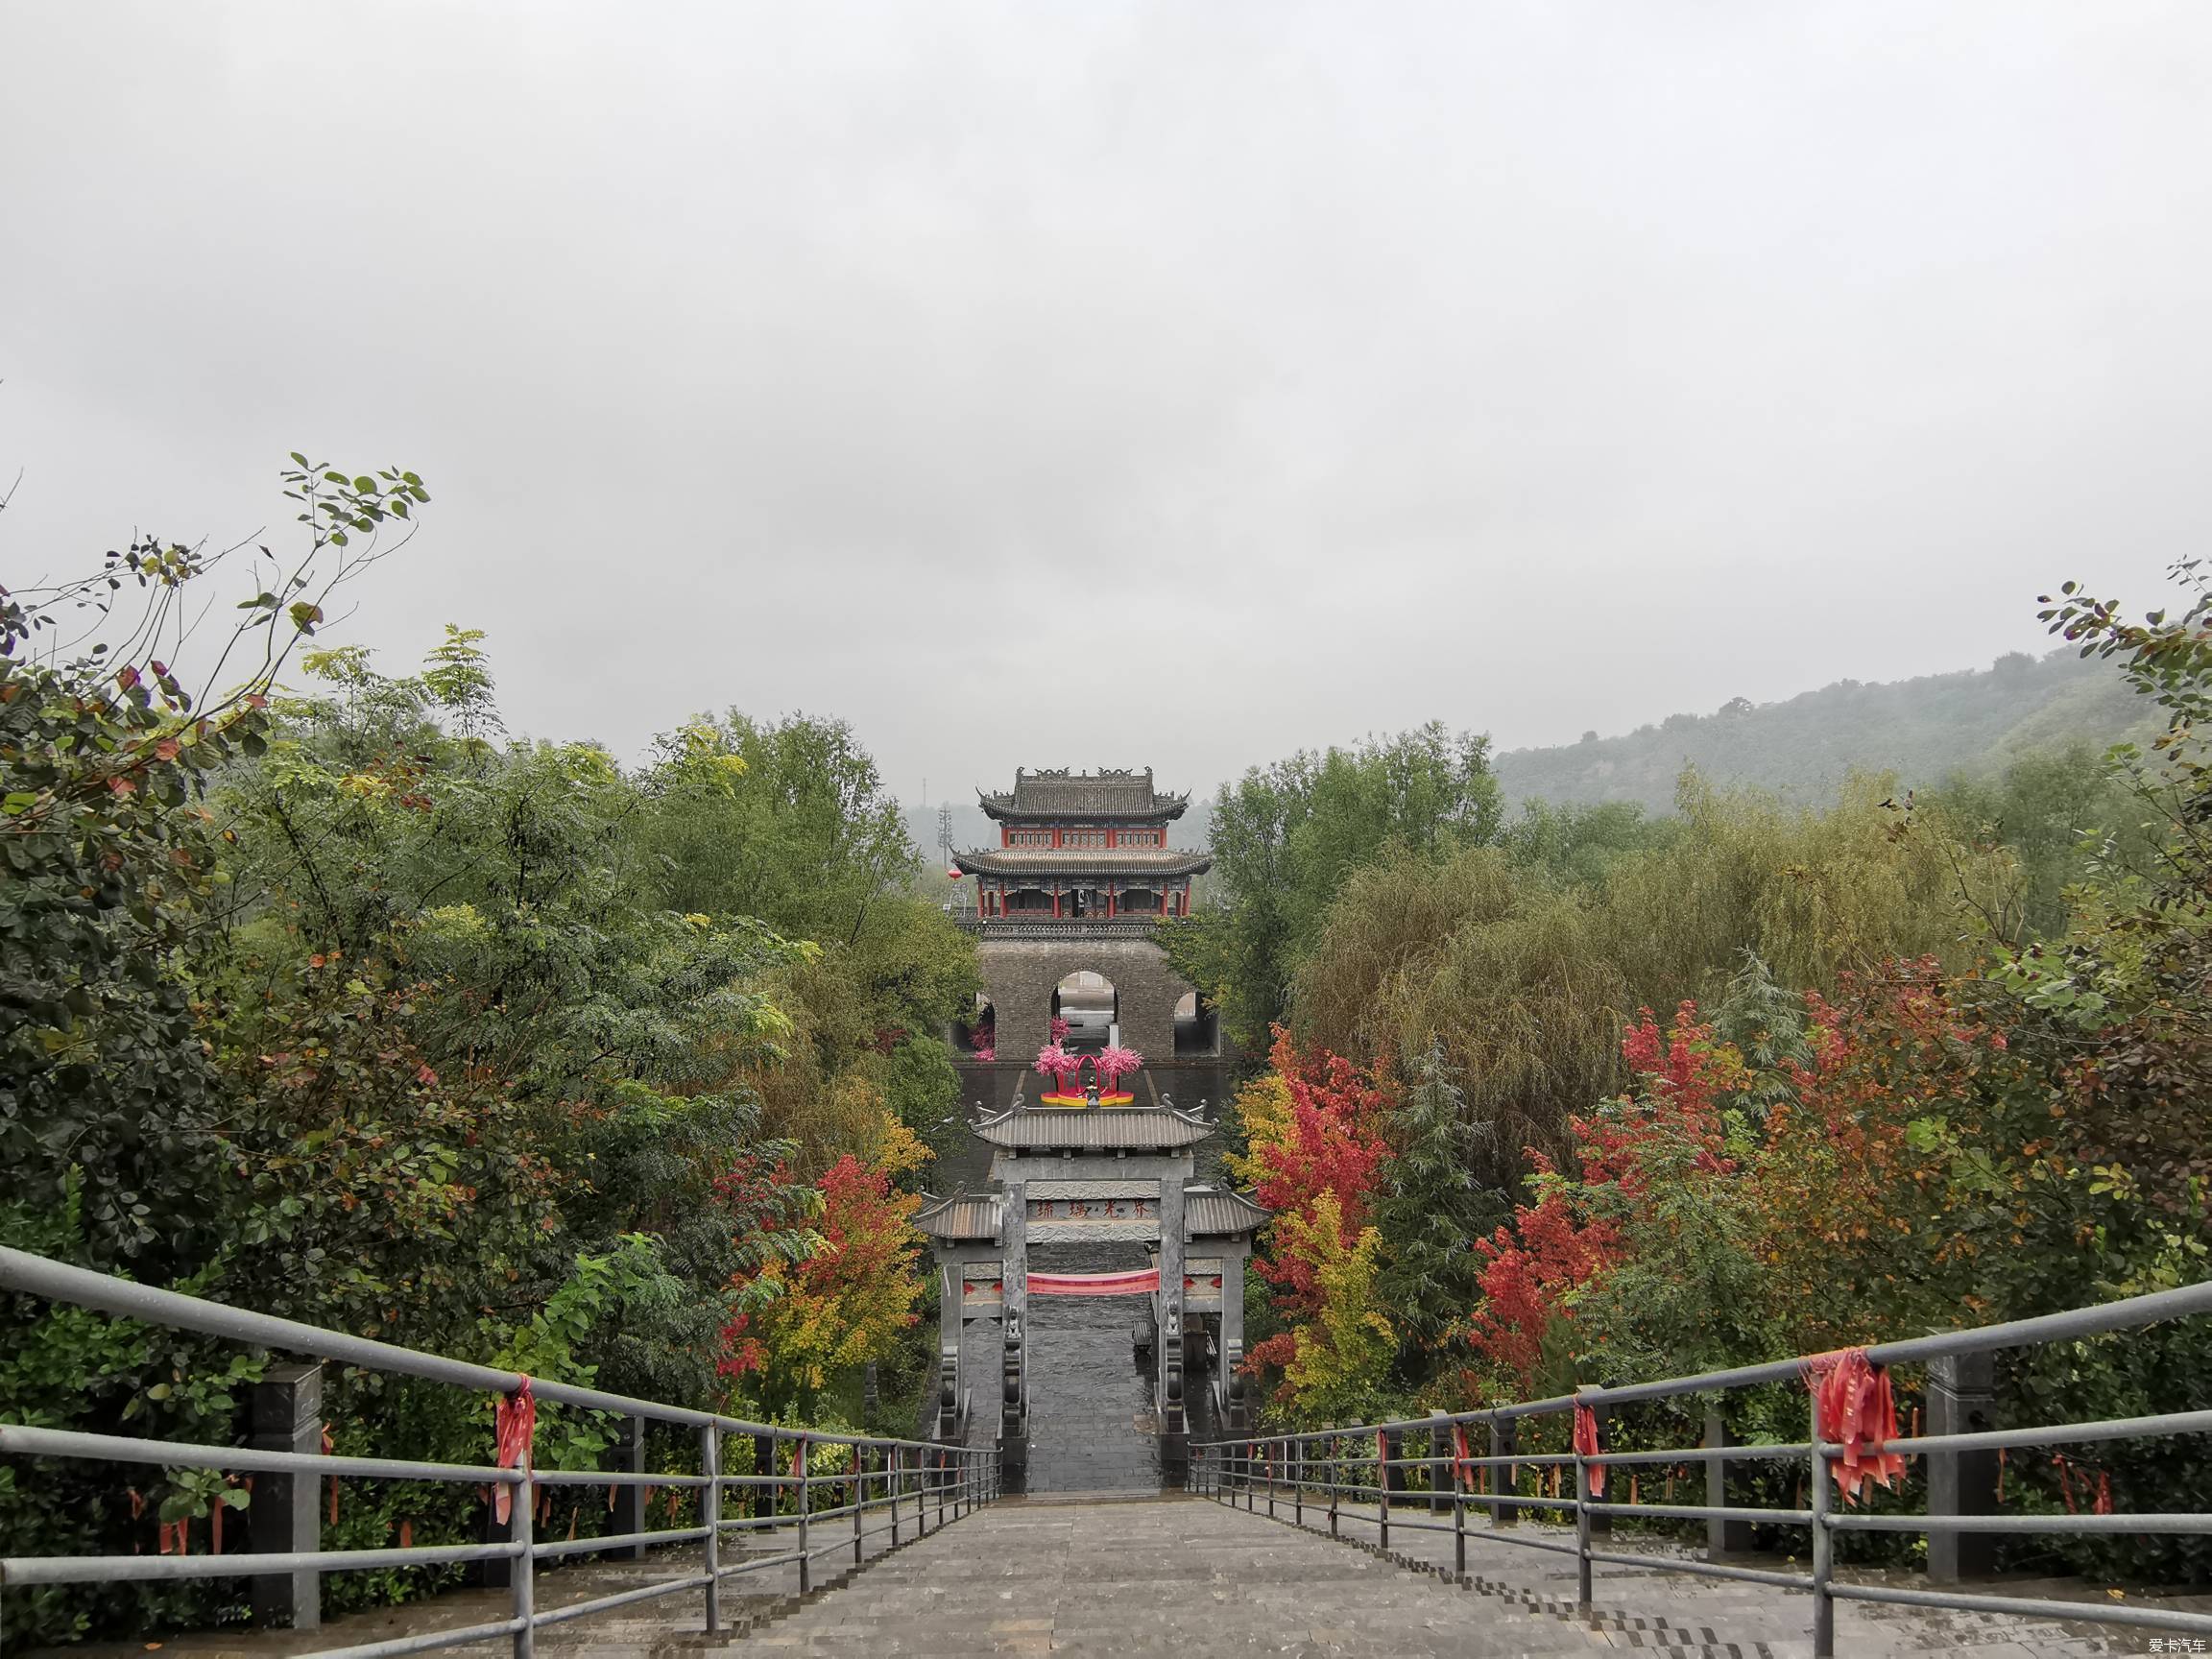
[1159,1093,1211,1127]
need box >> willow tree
[1290,846,1626,1185]
[1597,769,2017,1014]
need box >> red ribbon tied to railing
[1573,1401,1606,1499]
[1451,1422,1477,1489]
[1802,1347,1904,1505]
[493,1376,536,1526]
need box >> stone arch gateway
[950,768,1211,1065]
[980,937,1190,1060]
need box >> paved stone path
[61,1487,2207,1656]
[1205,1487,2206,1658]
[752,1494,1624,1655]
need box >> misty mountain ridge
[903,649,2143,857]
[1491,647,2147,814]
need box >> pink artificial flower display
[1035,1044,1084,1094]
[1096,1045,1144,1091]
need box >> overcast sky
[6,3,2208,808]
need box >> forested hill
[1493,647,2149,812]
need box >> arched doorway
[1171,991,1218,1057]
[959,993,998,1059]
[1050,970,1118,1050]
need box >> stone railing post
[1586,1404,1610,1538]
[1926,1353,1998,1582]
[250,1359,323,1630]
[1379,1428,1400,1550]
[1428,1410,1449,1513]
[603,1414,646,1559]
[1490,1418,1518,1528]
[1703,1402,1751,1554]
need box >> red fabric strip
[1027,1269,1161,1297]
[1573,1402,1607,1500]
[493,1377,536,1526]
[1801,1348,1905,1506]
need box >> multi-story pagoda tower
[955,767,1210,924]
[951,768,1213,1066]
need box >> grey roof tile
[978,768,1192,821]
[974,1107,1213,1152]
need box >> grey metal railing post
[1491,1418,1517,1527]
[1293,1437,1304,1527]
[1453,1431,1467,1578]
[699,1423,721,1633]
[1328,1431,1340,1538]
[1379,1430,1393,1551]
[855,1445,869,1566]
[796,1437,812,1595]
[1927,1352,1998,1582]
[248,1359,323,1631]
[1266,1436,1276,1517]
[891,1446,902,1545]
[1575,1412,1593,1609]
[511,1471,534,1659]
[1810,1395,1833,1657]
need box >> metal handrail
[0,1246,1000,1657]
[1191,1276,2212,1656]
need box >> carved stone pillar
[999,1184,1028,1491]
[1156,1179,1188,1479]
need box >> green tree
[1372,1046,1507,1364]
[1291,847,1626,1185]
[1170,724,1502,1052]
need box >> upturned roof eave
[951,848,1214,878]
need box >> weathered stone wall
[977,936,1193,1060]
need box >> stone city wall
[975,936,1195,1059]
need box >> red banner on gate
[1026,1269,1161,1297]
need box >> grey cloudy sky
[6,3,2209,809]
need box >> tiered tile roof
[978,768,1191,822]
